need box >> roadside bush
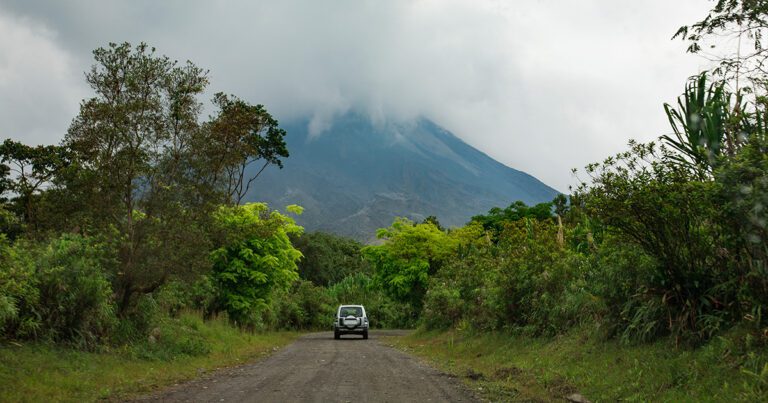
[423,248,502,331]
[187,275,218,317]
[267,279,333,330]
[581,142,738,344]
[209,203,302,328]
[490,220,593,336]
[365,295,416,329]
[33,235,116,345]
[128,312,211,360]
[155,280,194,317]
[1,234,116,347]
[113,293,163,344]
[0,235,34,333]
[716,136,768,335]
[423,220,595,336]
[586,239,659,342]
[422,280,464,329]
[327,272,415,328]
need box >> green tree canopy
[362,218,455,311]
[0,140,70,232]
[58,42,288,312]
[470,200,553,237]
[209,203,303,327]
[291,231,370,286]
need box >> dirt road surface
[136,330,478,403]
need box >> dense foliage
[291,231,370,286]
[362,218,456,311]
[1,5,768,399]
[0,234,115,347]
[0,42,298,347]
[209,203,303,327]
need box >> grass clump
[391,327,768,402]
[0,311,299,402]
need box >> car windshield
[340,307,362,317]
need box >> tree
[201,93,288,204]
[362,218,455,312]
[671,2,768,159]
[470,200,553,237]
[577,141,735,342]
[421,215,445,231]
[209,203,303,326]
[552,194,569,218]
[291,231,370,286]
[0,140,69,232]
[62,42,289,313]
[675,0,768,83]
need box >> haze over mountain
[246,113,559,242]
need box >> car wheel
[334,330,340,340]
[363,330,368,340]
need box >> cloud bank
[0,0,712,190]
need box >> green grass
[0,313,301,402]
[390,327,768,402]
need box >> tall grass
[393,327,768,402]
[0,311,300,402]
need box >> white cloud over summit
[0,0,713,190]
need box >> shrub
[422,281,464,329]
[209,203,303,328]
[585,239,659,342]
[423,248,501,331]
[493,222,590,336]
[267,279,333,330]
[0,234,33,332]
[327,272,415,328]
[1,234,116,347]
[155,280,193,317]
[580,142,738,343]
[113,293,163,344]
[187,275,218,317]
[33,235,116,345]
[128,313,211,361]
[291,232,371,286]
[716,136,768,335]
[423,220,594,336]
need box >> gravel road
[136,330,478,403]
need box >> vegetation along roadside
[3,1,768,402]
[392,327,767,402]
[0,312,299,402]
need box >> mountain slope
[245,113,559,242]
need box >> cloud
[0,0,713,190]
[0,7,86,145]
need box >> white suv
[334,305,369,339]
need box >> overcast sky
[0,0,714,191]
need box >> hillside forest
[1,1,768,399]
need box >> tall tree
[62,42,288,312]
[209,203,303,326]
[674,0,768,148]
[291,231,370,286]
[0,140,69,232]
[675,0,768,82]
[362,218,455,312]
[470,200,553,238]
[202,93,288,204]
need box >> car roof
[338,304,364,308]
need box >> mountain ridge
[245,113,559,242]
